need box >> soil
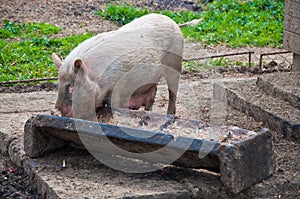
[0,0,299,198]
[0,82,57,93]
[0,154,42,198]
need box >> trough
[24,109,275,194]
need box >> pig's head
[52,53,99,120]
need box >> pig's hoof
[159,115,176,131]
[50,110,60,116]
[139,115,150,126]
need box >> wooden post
[292,53,300,72]
[284,0,300,71]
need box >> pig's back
[71,14,180,68]
[118,13,181,37]
[68,13,182,66]
[117,13,183,54]
[64,14,183,89]
[91,14,182,57]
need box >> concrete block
[24,115,65,158]
[219,130,275,193]
[24,112,275,194]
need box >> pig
[52,14,202,120]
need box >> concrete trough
[24,110,275,194]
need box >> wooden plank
[284,14,300,35]
[284,30,300,55]
[285,0,300,18]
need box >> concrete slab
[0,89,230,198]
[20,145,227,199]
[7,135,227,199]
[0,92,56,114]
[256,72,300,108]
[214,76,300,141]
[0,91,56,153]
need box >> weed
[183,60,203,71]
[197,0,284,47]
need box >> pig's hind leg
[160,50,182,115]
[143,84,157,111]
[162,55,182,115]
[133,84,157,126]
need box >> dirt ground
[0,154,42,198]
[1,74,300,198]
[0,0,299,198]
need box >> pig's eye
[67,85,75,94]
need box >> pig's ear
[52,53,63,69]
[73,59,88,75]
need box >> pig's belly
[124,84,157,110]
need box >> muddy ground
[1,73,300,198]
[0,0,299,198]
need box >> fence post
[248,52,252,68]
[292,53,300,72]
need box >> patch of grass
[183,59,230,71]
[193,0,284,47]
[96,4,149,25]
[96,1,284,47]
[183,60,203,71]
[0,20,61,39]
[0,20,92,81]
[96,4,201,25]
[183,58,252,71]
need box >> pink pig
[52,14,202,120]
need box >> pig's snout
[56,104,73,117]
[61,106,73,117]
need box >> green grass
[184,58,253,72]
[97,0,284,47]
[194,0,284,46]
[0,20,61,39]
[0,0,285,81]
[0,21,93,81]
[96,4,149,25]
[96,4,200,25]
